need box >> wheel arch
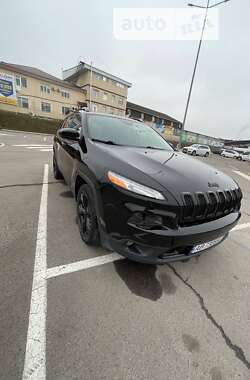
[75,175,87,200]
[74,172,107,240]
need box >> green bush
[0,110,61,134]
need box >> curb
[0,129,54,136]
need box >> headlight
[107,171,165,200]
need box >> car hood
[96,144,238,201]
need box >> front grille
[181,188,242,225]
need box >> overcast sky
[1,0,250,139]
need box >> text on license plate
[190,235,225,254]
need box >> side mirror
[58,128,80,141]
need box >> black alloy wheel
[77,184,99,245]
[192,151,196,156]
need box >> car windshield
[87,114,173,151]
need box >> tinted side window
[67,114,81,130]
[60,118,69,129]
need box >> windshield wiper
[91,139,121,146]
[145,146,170,150]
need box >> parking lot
[0,130,250,380]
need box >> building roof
[63,61,132,88]
[224,139,250,146]
[126,101,182,124]
[0,61,83,91]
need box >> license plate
[190,235,225,254]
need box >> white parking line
[26,146,53,149]
[13,144,52,147]
[45,222,250,280]
[233,170,250,182]
[22,164,48,380]
[46,252,122,279]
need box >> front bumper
[105,212,240,264]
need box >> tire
[77,184,100,246]
[53,154,63,180]
[205,152,209,157]
[192,150,196,156]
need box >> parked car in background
[182,144,211,157]
[221,150,240,159]
[237,151,250,162]
[210,146,223,155]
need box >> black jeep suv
[53,111,242,264]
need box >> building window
[16,75,27,88]
[96,74,108,82]
[40,84,51,94]
[92,103,98,112]
[61,90,70,98]
[92,88,99,98]
[95,74,102,81]
[111,95,115,103]
[17,96,29,109]
[103,92,108,101]
[62,106,70,115]
[116,82,125,88]
[118,97,124,106]
[16,76,21,87]
[41,102,51,112]
[21,77,27,88]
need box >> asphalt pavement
[0,130,250,380]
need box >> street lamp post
[182,0,230,130]
[89,61,93,111]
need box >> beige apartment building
[63,61,132,116]
[0,62,86,119]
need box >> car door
[196,145,201,155]
[198,145,206,156]
[57,114,81,185]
